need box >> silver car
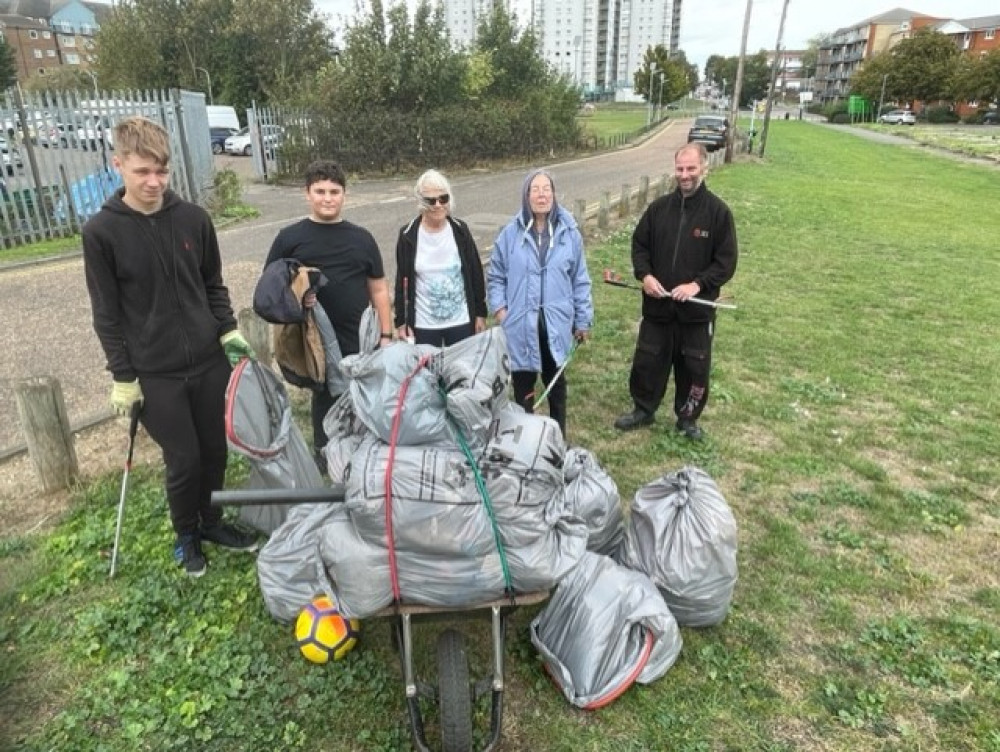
[878,109,916,125]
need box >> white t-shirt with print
[414,223,470,329]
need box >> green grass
[2,121,1000,751]
[858,122,1000,160]
[577,105,651,140]
[0,233,82,265]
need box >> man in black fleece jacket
[83,116,257,577]
[614,143,738,439]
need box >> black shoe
[676,418,704,441]
[614,408,655,431]
[200,521,259,552]
[174,534,207,577]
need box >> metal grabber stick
[533,339,581,407]
[110,402,141,578]
[403,276,415,344]
[601,268,737,310]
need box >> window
[46,49,55,57]
[60,35,76,47]
[42,30,51,39]
[986,29,996,40]
[37,68,46,75]
[28,30,38,39]
[65,53,80,64]
[33,49,42,58]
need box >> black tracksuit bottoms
[138,353,231,537]
[511,320,568,437]
[628,317,714,421]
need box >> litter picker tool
[602,268,737,310]
[533,339,580,407]
[109,402,141,579]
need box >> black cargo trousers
[627,317,713,421]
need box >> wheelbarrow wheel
[437,629,473,752]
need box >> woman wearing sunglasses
[393,169,487,346]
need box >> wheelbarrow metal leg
[398,613,433,752]
[481,606,507,752]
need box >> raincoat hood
[519,169,561,228]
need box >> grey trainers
[174,534,207,577]
[200,521,259,552]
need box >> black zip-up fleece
[631,181,738,323]
[83,188,237,381]
[393,214,487,330]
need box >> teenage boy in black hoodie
[83,116,258,577]
[614,143,738,440]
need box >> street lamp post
[657,76,665,119]
[647,63,658,126]
[195,66,213,105]
[84,69,98,98]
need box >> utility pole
[877,73,888,122]
[195,66,213,105]
[758,0,791,158]
[725,0,753,164]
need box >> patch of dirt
[0,419,160,539]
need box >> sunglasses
[421,194,450,206]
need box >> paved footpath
[0,122,692,454]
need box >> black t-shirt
[265,218,384,355]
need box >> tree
[851,29,959,107]
[22,68,97,93]
[800,34,831,82]
[633,46,696,106]
[0,38,17,90]
[704,52,771,105]
[473,3,548,98]
[95,0,333,110]
[954,48,1000,108]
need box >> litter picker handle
[126,402,141,465]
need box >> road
[0,119,691,452]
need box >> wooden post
[598,192,610,230]
[238,307,272,367]
[15,376,78,493]
[573,199,587,231]
[619,184,631,218]
[638,176,649,209]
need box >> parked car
[877,109,916,125]
[224,125,283,156]
[0,137,23,175]
[686,115,729,151]
[210,127,239,154]
[982,111,999,125]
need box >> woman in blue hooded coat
[487,169,593,437]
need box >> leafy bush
[830,112,853,124]
[925,106,959,124]
[823,102,849,122]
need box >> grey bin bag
[321,392,369,484]
[530,551,682,709]
[564,447,623,556]
[225,359,325,534]
[319,410,589,619]
[312,301,348,397]
[434,327,512,446]
[619,466,738,627]
[256,502,345,623]
[340,341,454,447]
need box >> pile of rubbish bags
[226,327,739,709]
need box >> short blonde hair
[414,169,454,213]
[114,116,170,164]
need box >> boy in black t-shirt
[264,160,394,459]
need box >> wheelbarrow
[212,486,548,752]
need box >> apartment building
[442,0,681,100]
[765,49,808,94]
[0,0,106,82]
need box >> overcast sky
[315,1,998,71]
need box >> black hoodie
[83,188,237,381]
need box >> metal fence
[0,87,213,249]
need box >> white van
[206,105,240,131]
